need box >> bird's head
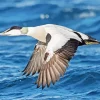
[0,26,28,36]
[0,26,46,43]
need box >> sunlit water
[0,0,100,100]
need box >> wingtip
[26,73,30,76]
[42,86,45,90]
[47,84,50,88]
[22,72,26,75]
[52,82,55,85]
[22,69,27,75]
[22,69,25,72]
[37,83,41,88]
[22,71,30,76]
[37,85,40,88]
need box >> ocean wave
[15,0,36,8]
[57,70,100,89]
[79,11,96,18]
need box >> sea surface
[0,0,100,100]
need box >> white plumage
[43,24,83,42]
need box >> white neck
[27,26,47,43]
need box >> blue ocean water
[0,0,100,100]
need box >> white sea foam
[40,14,50,19]
[79,11,96,18]
[15,0,36,8]
[87,6,100,10]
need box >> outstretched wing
[36,39,80,89]
[23,41,46,76]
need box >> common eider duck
[0,24,100,89]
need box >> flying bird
[0,24,100,89]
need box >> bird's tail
[84,36,100,45]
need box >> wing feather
[23,39,79,89]
[46,68,51,87]
[49,66,56,85]
[37,71,42,88]
[23,42,46,75]
[36,39,79,88]
[42,70,47,89]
